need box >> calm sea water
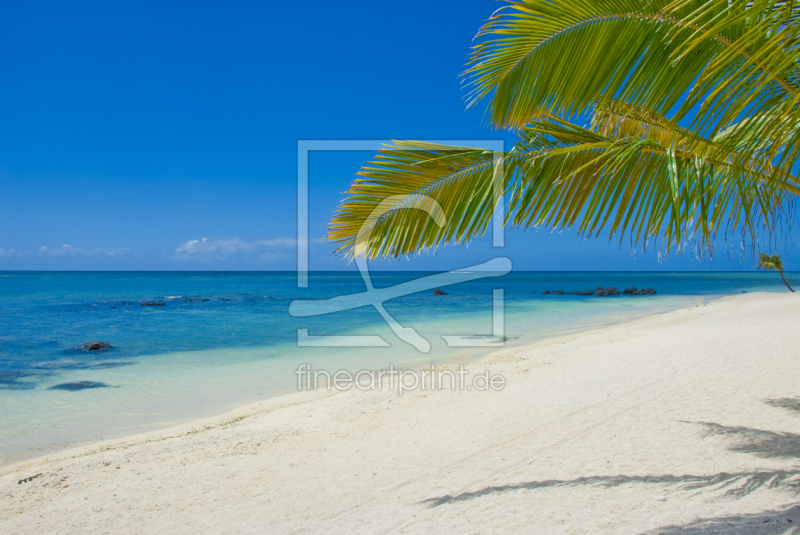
[0,270,795,464]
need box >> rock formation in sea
[75,341,112,351]
[539,286,656,296]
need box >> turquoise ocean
[0,270,795,465]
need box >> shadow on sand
[419,399,800,533]
[693,421,800,459]
[419,469,800,508]
[765,398,800,415]
[637,504,800,534]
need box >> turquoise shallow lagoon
[0,270,795,465]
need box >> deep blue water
[0,270,795,463]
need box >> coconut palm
[757,252,795,292]
[328,0,800,261]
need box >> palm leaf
[328,114,798,259]
[327,142,500,259]
[329,1,800,261]
[463,0,800,176]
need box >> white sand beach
[1,292,799,534]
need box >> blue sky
[0,0,797,272]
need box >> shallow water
[0,270,794,464]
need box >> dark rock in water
[628,288,656,295]
[594,287,620,297]
[623,287,637,295]
[140,301,165,306]
[541,290,551,295]
[75,341,112,351]
[183,298,210,302]
[576,290,594,296]
[551,290,566,295]
[49,381,110,391]
[433,288,447,296]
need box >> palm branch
[329,113,798,259]
[464,0,800,171]
[328,0,800,261]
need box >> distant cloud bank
[174,237,299,261]
[0,248,22,258]
[0,237,328,267]
[38,244,132,257]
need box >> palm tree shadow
[421,401,800,535]
[637,504,800,534]
[692,421,800,459]
[765,398,800,414]
[421,418,800,509]
[419,470,800,508]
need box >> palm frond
[592,101,800,191]
[329,1,800,261]
[328,115,797,259]
[463,0,800,176]
[327,142,501,259]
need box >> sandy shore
[2,292,799,534]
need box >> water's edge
[0,292,726,469]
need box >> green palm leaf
[328,142,500,259]
[328,114,798,259]
[464,0,800,175]
[328,0,800,262]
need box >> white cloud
[174,237,300,260]
[0,248,22,258]
[38,244,132,257]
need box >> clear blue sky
[0,0,797,271]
